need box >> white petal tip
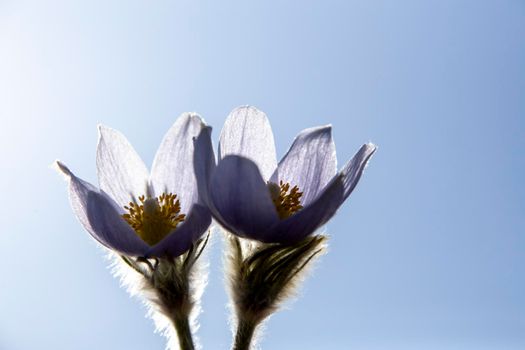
[228,106,270,127]
[188,112,208,127]
[174,112,208,131]
[366,142,378,152]
[309,124,332,133]
[97,124,116,137]
[363,143,377,168]
[182,111,199,118]
[231,105,263,114]
[53,160,72,178]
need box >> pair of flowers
[58,106,375,257]
[57,105,376,350]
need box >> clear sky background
[1,1,524,349]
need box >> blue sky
[0,1,524,349]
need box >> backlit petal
[340,143,377,199]
[219,106,277,181]
[263,174,344,244]
[56,161,149,256]
[150,113,208,213]
[96,125,149,208]
[270,125,336,205]
[264,143,376,243]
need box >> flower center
[268,181,304,219]
[122,193,186,246]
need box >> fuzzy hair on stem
[111,233,211,350]
[225,232,327,350]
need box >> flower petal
[56,161,150,256]
[263,143,376,243]
[209,155,279,240]
[340,143,377,199]
[146,204,211,258]
[262,176,344,244]
[219,106,277,181]
[193,126,216,207]
[270,125,337,206]
[96,125,150,208]
[87,191,151,256]
[150,113,208,213]
[56,161,109,249]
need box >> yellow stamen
[268,180,303,219]
[122,193,186,246]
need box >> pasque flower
[56,113,213,258]
[56,113,215,350]
[207,106,376,350]
[207,105,376,244]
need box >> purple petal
[96,125,150,208]
[87,191,151,256]
[340,143,377,198]
[56,161,149,256]
[193,126,216,207]
[262,175,344,244]
[209,155,279,240]
[270,125,337,206]
[56,161,109,249]
[219,106,277,181]
[263,143,376,243]
[146,204,211,258]
[150,113,208,213]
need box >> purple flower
[56,113,215,257]
[207,106,376,244]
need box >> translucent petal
[264,143,376,243]
[270,125,336,205]
[340,143,377,198]
[96,125,149,208]
[57,161,149,256]
[219,106,277,181]
[150,113,208,213]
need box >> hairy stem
[233,318,257,350]
[173,314,195,350]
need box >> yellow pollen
[268,180,304,219]
[122,193,186,246]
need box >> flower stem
[173,315,195,350]
[233,318,257,350]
